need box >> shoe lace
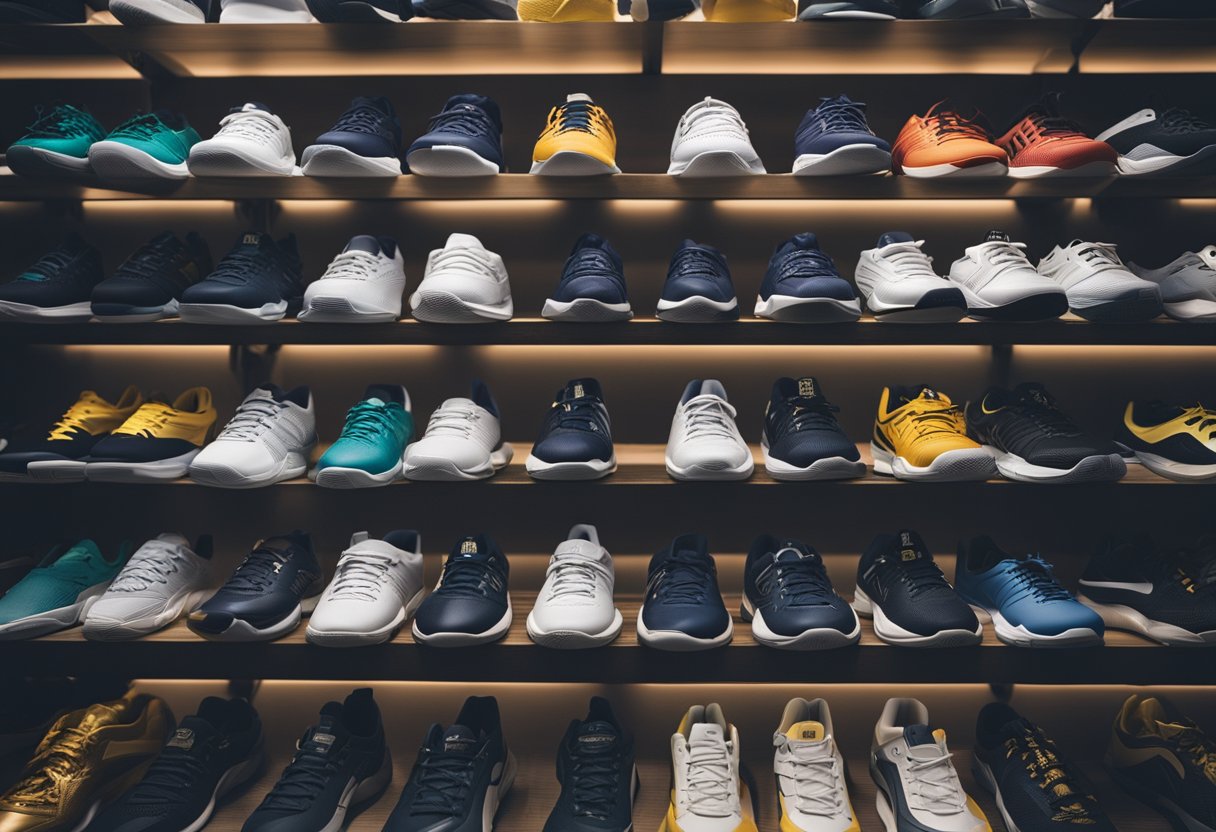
[328,550,395,602]
[47,397,101,441]
[262,731,340,808]
[681,395,739,442]
[108,539,183,592]
[924,107,990,143]
[648,552,711,604]
[564,248,619,282]
[546,101,614,140]
[115,403,176,438]
[773,733,842,817]
[1070,241,1124,273]
[894,398,966,439]
[906,744,965,814]
[545,398,607,433]
[320,250,380,283]
[409,752,476,816]
[679,97,748,138]
[782,397,842,436]
[212,245,277,284]
[1174,725,1216,780]
[438,557,500,599]
[1180,404,1216,441]
[429,105,495,138]
[7,727,97,807]
[214,109,282,145]
[569,744,623,819]
[1020,111,1087,140]
[684,733,736,817]
[776,248,837,282]
[225,546,290,593]
[430,247,495,279]
[814,98,870,133]
[671,247,725,281]
[425,402,478,438]
[1013,390,1081,437]
[110,113,167,140]
[545,552,605,601]
[1004,727,1099,823]
[17,250,76,283]
[216,396,286,442]
[876,556,951,598]
[128,746,209,805]
[338,400,398,444]
[879,241,939,281]
[764,550,836,606]
[116,238,179,282]
[976,240,1032,275]
[25,105,94,139]
[333,103,386,135]
[1159,108,1210,134]
[1004,557,1073,604]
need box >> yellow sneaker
[660,704,759,832]
[519,0,616,19]
[702,0,794,21]
[871,385,996,481]
[84,387,217,483]
[531,94,621,176]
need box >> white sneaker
[188,103,297,177]
[526,524,622,649]
[82,533,213,641]
[774,699,858,832]
[1037,240,1163,322]
[402,382,514,481]
[410,233,513,323]
[854,232,968,323]
[188,384,316,488]
[306,530,426,648]
[665,379,753,482]
[1129,246,1216,321]
[667,704,758,832]
[668,97,766,178]
[299,235,406,323]
[947,231,1068,322]
[219,0,316,20]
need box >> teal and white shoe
[0,539,132,640]
[88,111,201,182]
[314,385,414,489]
[6,105,106,178]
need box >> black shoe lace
[118,240,178,282]
[1025,111,1087,138]
[212,247,275,283]
[769,555,835,606]
[776,249,837,282]
[111,113,166,140]
[18,250,76,283]
[1004,727,1098,823]
[428,106,495,138]
[569,747,623,820]
[564,249,619,282]
[880,555,951,598]
[555,101,596,134]
[649,552,712,604]
[781,398,842,436]
[128,747,209,805]
[409,753,475,816]
[670,247,725,281]
[816,98,870,133]
[333,104,386,135]
[926,106,991,142]
[437,558,499,599]
[1009,557,1073,603]
[545,399,607,433]
[1160,108,1210,134]
[25,105,94,139]
[1015,391,1081,437]
[262,732,340,809]
[224,547,289,593]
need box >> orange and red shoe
[892,101,1008,178]
[997,102,1118,178]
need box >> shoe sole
[1007,160,1117,178]
[914,0,1029,17]
[754,294,862,323]
[410,291,513,323]
[412,600,513,646]
[1069,290,1163,322]
[668,150,766,177]
[109,0,207,23]
[1117,144,1216,176]
[853,587,984,647]
[987,449,1127,483]
[188,594,321,642]
[530,151,620,175]
[741,598,861,650]
[970,605,1103,648]
[402,444,514,481]
[541,297,633,322]
[26,459,89,482]
[179,301,296,324]
[307,587,426,647]
[525,453,617,481]
[656,295,739,323]
[867,287,969,323]
[407,145,501,177]
[665,453,754,481]
[93,299,181,323]
[301,145,402,177]
[0,300,93,323]
[793,144,892,175]
[763,449,867,481]
[526,608,623,649]
[630,0,697,20]
[89,141,190,182]
[85,449,201,482]
[188,144,296,177]
[1025,0,1106,15]
[298,296,400,323]
[899,159,1009,177]
[519,0,615,19]
[871,445,996,482]
[188,451,310,488]
[82,588,211,641]
[5,145,93,178]
[1125,448,1216,482]
[1077,595,1215,646]
[636,615,733,652]
[0,584,109,641]
[965,291,1069,322]
[314,461,402,489]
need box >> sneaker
[657,239,740,323]
[1128,245,1216,320]
[88,111,200,182]
[1096,107,1216,175]
[526,378,616,481]
[526,524,622,649]
[763,377,865,481]
[188,530,324,641]
[630,0,697,20]
[189,384,316,488]
[410,233,513,323]
[909,0,1028,15]
[531,94,620,175]
[872,385,996,482]
[314,384,414,488]
[892,101,1008,177]
[665,379,753,481]
[0,234,103,322]
[541,233,633,322]
[798,0,898,16]
[1025,0,1105,14]
[0,539,131,640]
[412,533,512,646]
[1036,240,1163,322]
[91,232,213,323]
[85,388,218,482]
[954,537,1104,647]
[756,233,862,323]
[220,0,316,20]
[1115,400,1216,481]
[407,94,506,176]
[792,95,892,175]
[637,533,732,651]
[996,97,1118,178]
[402,381,513,480]
[6,104,105,178]
[855,232,969,322]
[300,235,406,322]
[668,97,765,177]
[663,704,759,832]
[305,0,412,18]
[413,0,518,18]
[110,0,211,22]
[701,0,792,20]
[947,230,1068,321]
[965,383,1126,483]
[179,232,305,324]
[0,0,87,22]
[543,698,638,832]
[302,96,403,177]
[82,533,213,641]
[307,530,426,647]
[853,529,982,648]
[774,699,858,832]
[188,102,296,177]
[742,534,860,650]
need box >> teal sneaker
[0,539,131,640]
[315,384,414,489]
[6,105,106,179]
[87,111,201,182]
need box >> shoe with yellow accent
[701,0,792,20]
[660,704,759,832]
[0,691,172,832]
[774,699,859,832]
[531,94,620,176]
[871,385,996,482]
[84,388,217,483]
[519,0,614,20]
[1116,400,1216,481]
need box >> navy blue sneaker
[762,377,866,480]
[179,232,304,324]
[799,0,899,17]
[656,239,739,323]
[742,534,860,650]
[755,233,863,323]
[793,95,892,175]
[543,697,639,832]
[412,0,518,18]
[407,94,506,176]
[0,234,102,323]
[525,378,616,481]
[91,232,212,323]
[542,233,632,322]
[630,0,697,19]
[305,0,413,21]
[301,97,403,178]
[637,533,732,651]
[188,531,324,642]
[412,534,511,647]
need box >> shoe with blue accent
[798,0,898,17]
[302,96,403,178]
[314,384,414,489]
[756,233,863,322]
[407,94,506,177]
[0,234,103,322]
[412,534,512,646]
[637,533,732,651]
[0,539,131,640]
[526,378,616,481]
[88,111,200,182]
[91,232,213,322]
[657,239,739,323]
[763,376,866,480]
[793,95,892,175]
[6,105,106,178]
[179,232,304,324]
[541,233,632,322]
[955,536,1104,648]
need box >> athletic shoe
[0,539,130,640]
[792,95,892,175]
[188,530,324,642]
[91,232,213,323]
[189,384,316,489]
[947,230,1068,321]
[88,111,200,182]
[110,0,211,22]
[520,0,611,19]
[1113,0,1215,16]
[6,104,105,178]
[799,0,897,16]
[302,96,403,177]
[1036,240,1163,322]
[0,234,103,323]
[892,102,1008,177]
[532,94,620,174]
[775,699,858,832]
[742,534,860,650]
[996,98,1118,178]
[541,232,632,322]
[1096,107,1216,175]
[668,97,765,177]
[188,102,296,177]
[306,0,412,19]
[955,537,1104,647]
[299,235,406,322]
[412,533,511,647]
[543,697,638,832]
[413,0,518,18]
[637,534,732,651]
[701,0,791,19]
[853,529,982,648]
[854,232,969,322]
[909,0,1028,15]
[314,384,413,488]
[762,376,865,481]
[0,0,87,22]
[872,385,997,482]
[410,233,513,323]
[1115,400,1216,481]
[630,0,696,20]
[82,533,213,641]
[402,381,513,480]
[662,704,759,832]
[307,530,426,647]
[527,524,622,649]
[406,94,506,176]
[1128,246,1216,320]
[1026,0,1105,14]
[85,388,218,483]
[756,233,862,323]
[526,378,616,481]
[665,379,753,481]
[965,382,1126,483]
[179,232,305,324]
[243,689,391,832]
[657,239,740,323]
[220,0,316,20]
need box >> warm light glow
[712,199,1032,218]
[82,200,239,218]
[0,56,141,80]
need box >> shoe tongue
[451,535,493,563]
[566,92,593,104]
[76,700,126,732]
[689,721,725,747]
[985,229,1011,243]
[904,724,941,748]
[906,385,947,404]
[1157,721,1193,740]
[559,378,599,402]
[252,383,288,402]
[154,532,190,548]
[557,538,605,561]
[344,235,382,256]
[784,232,820,252]
[231,101,272,114]
[166,717,216,751]
[773,543,817,565]
[895,530,928,562]
[788,376,824,402]
[786,720,826,743]
[362,384,403,407]
[1014,382,1051,407]
[878,231,915,247]
[351,95,391,116]
[61,539,102,564]
[575,720,620,753]
[445,232,484,251]
[442,724,481,755]
[237,231,272,250]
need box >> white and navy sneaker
[189,384,316,489]
[657,240,740,323]
[526,378,616,481]
[302,97,403,177]
[407,94,507,176]
[526,524,622,649]
[855,232,968,323]
[300,235,406,323]
[665,379,753,482]
[188,103,297,177]
[774,698,859,832]
[402,381,513,481]
[763,377,865,481]
[179,232,305,324]
[412,534,512,647]
[1096,107,1216,176]
[410,233,513,323]
[947,231,1068,322]
[637,534,732,652]
[541,233,633,322]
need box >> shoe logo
[1115,744,1186,780]
[901,548,919,562]
[573,383,585,399]
[167,728,195,750]
[461,540,479,555]
[980,396,1004,416]
[242,233,262,245]
[1078,579,1154,595]
[798,379,817,397]
[102,738,163,762]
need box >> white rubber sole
[0,583,109,641]
[763,446,867,481]
[412,599,512,647]
[88,141,190,181]
[301,145,402,178]
[637,614,733,652]
[665,450,754,482]
[407,145,500,177]
[298,296,401,323]
[410,291,513,323]
[189,449,310,489]
[482,750,517,831]
[530,152,620,176]
[743,596,860,651]
[793,144,892,176]
[871,445,996,482]
[1164,298,1216,321]
[1128,449,1216,482]
[179,301,291,324]
[655,295,739,323]
[970,605,1103,648]
[402,443,513,481]
[26,459,89,482]
[754,293,862,323]
[0,300,93,323]
[188,144,296,177]
[865,294,968,323]
[1077,596,1215,646]
[986,448,1127,484]
[86,449,201,482]
[93,298,181,323]
[1117,145,1216,176]
[5,146,93,178]
[109,0,207,22]
[852,586,983,647]
[541,297,633,322]
[898,160,1008,178]
[1007,160,1117,179]
[525,453,616,481]
[189,593,321,643]
[314,460,402,489]
[668,150,766,177]
[82,588,211,641]
[526,607,623,649]
[307,587,426,648]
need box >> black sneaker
[0,234,103,323]
[637,533,733,652]
[411,534,511,647]
[906,0,1029,17]
[383,696,516,832]
[92,697,265,832]
[762,377,866,481]
[1097,106,1216,175]
[0,0,85,22]
[179,232,304,324]
[852,529,982,647]
[525,378,616,481]
[543,697,638,832]
[91,232,212,323]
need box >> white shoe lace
[544,552,607,601]
[109,540,183,591]
[906,745,966,815]
[214,109,284,146]
[1069,241,1124,273]
[878,241,940,281]
[977,240,1032,274]
[217,397,284,442]
[679,97,750,140]
[685,734,738,817]
[774,733,844,817]
[681,395,740,442]
[320,250,381,283]
[425,402,478,438]
[430,247,495,280]
[327,550,394,602]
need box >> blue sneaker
[90,231,213,323]
[0,539,131,640]
[314,384,414,489]
[0,234,103,323]
[88,110,201,182]
[541,233,632,322]
[412,534,511,646]
[793,95,892,176]
[525,378,616,481]
[656,239,739,323]
[755,232,862,323]
[7,104,106,178]
[406,94,506,176]
[955,536,1104,648]
[302,97,403,178]
[637,534,731,651]
[762,376,865,480]
[179,232,304,324]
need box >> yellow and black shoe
[660,704,759,832]
[83,387,217,483]
[871,385,996,482]
[530,94,620,176]
[1116,400,1216,482]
